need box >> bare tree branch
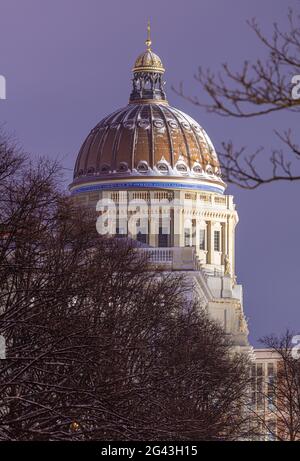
[173,6,300,189]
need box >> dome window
[153,120,164,129]
[78,169,84,177]
[157,162,169,173]
[181,121,191,131]
[206,165,213,175]
[123,120,135,130]
[87,167,95,175]
[193,164,202,174]
[168,120,178,129]
[138,120,150,129]
[100,164,110,174]
[118,162,129,172]
[176,162,188,173]
[137,161,149,172]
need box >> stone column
[207,220,214,264]
[149,209,158,246]
[173,203,184,246]
[192,218,197,247]
[221,222,227,266]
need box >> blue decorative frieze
[70,181,224,195]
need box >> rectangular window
[116,228,126,237]
[267,362,275,410]
[184,229,191,247]
[267,422,277,441]
[257,377,264,408]
[116,226,125,237]
[214,230,220,251]
[255,363,264,409]
[199,229,206,250]
[267,363,274,377]
[257,364,263,377]
[158,227,169,247]
[137,231,148,245]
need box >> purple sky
[0,0,299,346]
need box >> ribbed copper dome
[73,103,221,180]
[71,28,225,194]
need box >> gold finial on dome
[132,21,165,74]
[145,19,152,50]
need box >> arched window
[118,162,128,172]
[87,167,95,175]
[193,164,202,174]
[100,164,110,174]
[137,161,149,172]
[157,162,169,173]
[175,162,188,173]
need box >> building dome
[70,25,225,196]
[73,103,221,177]
[133,49,165,73]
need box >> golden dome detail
[73,103,222,183]
[145,19,152,50]
[132,21,165,74]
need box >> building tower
[69,25,249,349]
